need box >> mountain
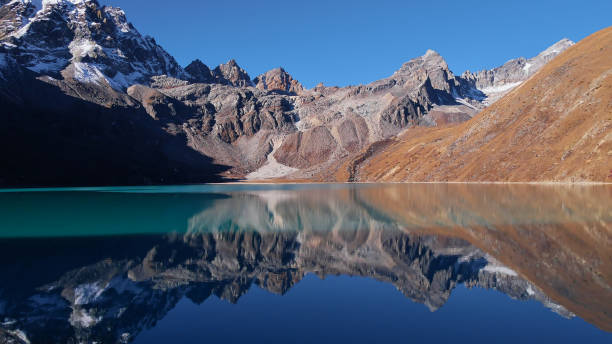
[0,0,185,88]
[211,59,253,87]
[185,58,254,87]
[185,59,214,83]
[253,67,304,94]
[341,27,611,182]
[265,41,571,180]
[0,0,576,186]
[462,38,575,105]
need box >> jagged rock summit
[185,58,255,88]
[254,67,304,94]
[185,58,214,83]
[212,59,252,87]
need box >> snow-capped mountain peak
[0,0,186,89]
[538,38,574,58]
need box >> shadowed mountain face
[0,184,610,343]
[0,65,230,187]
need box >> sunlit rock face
[254,67,304,95]
[211,59,253,87]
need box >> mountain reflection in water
[0,184,610,343]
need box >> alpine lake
[0,183,610,343]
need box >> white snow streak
[73,282,107,305]
[72,62,108,84]
[8,330,31,344]
[69,39,102,59]
[69,308,102,328]
[480,81,523,95]
[482,264,518,276]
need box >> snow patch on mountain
[111,70,145,89]
[39,0,86,9]
[72,62,108,84]
[480,81,523,95]
[7,0,41,11]
[539,38,573,57]
[8,0,39,10]
[69,38,101,59]
[104,5,130,33]
[74,282,107,305]
[9,0,83,38]
[7,329,30,344]
[27,59,67,73]
[69,307,102,328]
[482,264,518,276]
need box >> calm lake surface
[0,183,610,343]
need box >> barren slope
[346,26,612,183]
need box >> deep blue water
[136,275,609,344]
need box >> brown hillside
[345,26,612,182]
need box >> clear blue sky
[99,0,611,88]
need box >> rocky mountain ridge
[0,0,575,185]
[462,38,575,105]
[345,26,612,183]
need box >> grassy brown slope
[348,26,612,182]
